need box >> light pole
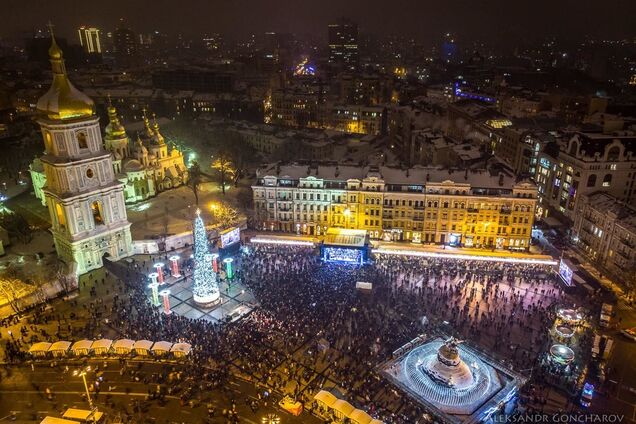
[73,366,93,409]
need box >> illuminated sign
[220,227,240,248]
[373,248,558,265]
[559,259,574,286]
[323,247,362,263]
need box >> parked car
[621,327,636,341]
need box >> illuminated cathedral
[104,104,188,203]
[33,81,188,207]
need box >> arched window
[607,146,620,161]
[603,174,612,187]
[443,201,449,208]
[77,132,88,149]
[586,174,597,187]
[55,204,65,229]
[91,201,104,225]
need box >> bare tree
[188,161,203,205]
[211,154,236,195]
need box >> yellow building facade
[253,165,537,250]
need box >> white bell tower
[36,27,133,274]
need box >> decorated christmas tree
[192,209,220,306]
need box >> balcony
[467,208,479,213]
[500,208,512,215]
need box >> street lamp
[344,208,351,229]
[261,414,281,424]
[73,366,93,409]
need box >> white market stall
[170,342,192,358]
[349,409,373,424]
[112,339,135,355]
[29,342,52,357]
[314,390,337,411]
[48,341,71,357]
[70,340,93,356]
[62,408,104,422]
[151,341,173,356]
[92,339,113,355]
[331,399,355,422]
[133,340,153,356]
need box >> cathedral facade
[105,106,188,204]
[35,33,133,274]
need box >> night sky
[3,0,636,43]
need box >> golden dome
[105,101,127,139]
[48,38,63,60]
[36,35,95,121]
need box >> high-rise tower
[78,26,102,54]
[36,28,133,274]
[328,18,358,72]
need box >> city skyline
[3,0,636,44]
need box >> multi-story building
[113,19,137,66]
[270,86,326,128]
[446,99,511,149]
[573,192,636,286]
[495,127,554,177]
[388,102,444,165]
[535,132,636,222]
[328,19,358,72]
[252,164,537,250]
[337,73,393,105]
[322,104,385,135]
[77,26,101,54]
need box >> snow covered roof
[49,341,71,352]
[92,339,113,350]
[133,340,153,351]
[29,342,52,353]
[113,339,135,350]
[70,340,93,352]
[151,341,173,352]
[349,409,373,424]
[314,390,337,407]
[332,399,355,416]
[170,343,192,355]
[259,164,523,191]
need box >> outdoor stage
[320,228,370,264]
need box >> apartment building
[535,132,636,222]
[252,164,537,250]
[573,192,636,286]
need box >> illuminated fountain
[401,338,501,415]
[381,336,525,423]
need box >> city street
[0,360,318,423]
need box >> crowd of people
[2,243,581,423]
